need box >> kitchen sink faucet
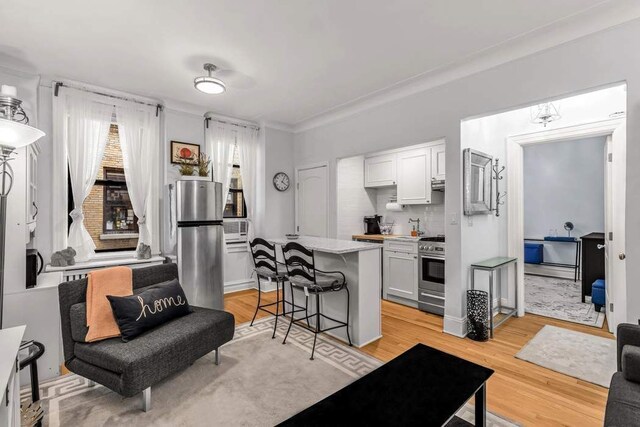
[409,218,424,236]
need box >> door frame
[507,117,625,318]
[295,161,329,237]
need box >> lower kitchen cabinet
[383,249,418,304]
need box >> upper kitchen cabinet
[397,147,432,204]
[364,153,397,187]
[431,143,445,181]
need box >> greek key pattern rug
[23,317,516,426]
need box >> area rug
[516,325,616,388]
[25,317,516,426]
[525,274,605,328]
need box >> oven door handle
[419,301,444,309]
[419,255,445,260]
[420,292,445,300]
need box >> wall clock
[273,172,290,192]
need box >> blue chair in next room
[592,279,606,312]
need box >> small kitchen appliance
[363,215,382,235]
[418,235,445,316]
[25,249,43,289]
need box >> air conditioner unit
[223,219,248,243]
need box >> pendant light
[194,63,226,95]
[530,102,561,127]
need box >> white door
[364,153,397,187]
[605,124,627,333]
[431,143,446,181]
[384,250,418,300]
[296,165,328,237]
[397,147,431,204]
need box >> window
[70,124,139,252]
[224,145,246,218]
[102,167,138,235]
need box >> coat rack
[492,158,506,217]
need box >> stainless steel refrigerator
[175,180,224,310]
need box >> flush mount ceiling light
[194,63,226,94]
[530,102,561,127]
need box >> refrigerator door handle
[169,184,175,239]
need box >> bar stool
[249,238,306,338]
[281,241,352,360]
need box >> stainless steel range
[418,236,445,316]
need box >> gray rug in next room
[525,274,605,328]
[516,325,616,388]
[25,317,516,427]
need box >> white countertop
[269,236,382,254]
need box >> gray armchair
[58,263,235,411]
[605,323,640,425]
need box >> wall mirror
[463,148,493,215]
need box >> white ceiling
[0,1,637,128]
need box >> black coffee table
[278,343,494,427]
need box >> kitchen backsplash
[375,188,445,236]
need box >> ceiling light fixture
[194,63,226,94]
[530,102,561,127]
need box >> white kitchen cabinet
[383,241,418,302]
[431,143,445,181]
[364,153,396,187]
[397,147,431,204]
[26,143,39,225]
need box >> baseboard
[443,315,467,338]
[224,279,256,294]
[223,278,278,294]
[524,264,577,280]
[382,294,419,309]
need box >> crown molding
[260,120,294,133]
[293,1,640,133]
[162,99,209,117]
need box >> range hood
[432,179,445,191]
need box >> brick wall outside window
[81,124,138,251]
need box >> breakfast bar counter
[268,236,382,347]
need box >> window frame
[67,169,139,253]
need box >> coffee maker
[363,215,382,235]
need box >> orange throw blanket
[85,266,133,342]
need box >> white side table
[0,325,26,427]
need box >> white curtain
[116,104,159,252]
[207,121,237,209]
[237,126,259,241]
[66,94,114,261]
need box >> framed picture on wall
[170,141,200,164]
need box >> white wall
[336,156,376,239]
[524,136,605,264]
[262,126,295,237]
[294,20,640,335]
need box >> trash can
[467,289,489,342]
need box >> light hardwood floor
[225,289,613,427]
